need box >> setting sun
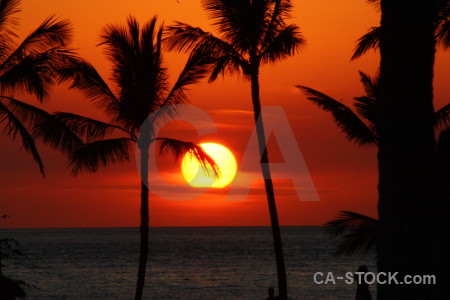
[181,143,237,188]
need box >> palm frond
[157,137,220,178]
[0,0,20,60]
[0,0,20,32]
[165,22,247,80]
[297,85,378,146]
[351,26,381,60]
[58,59,120,116]
[0,98,45,176]
[353,71,379,133]
[260,23,305,64]
[138,18,169,115]
[358,71,378,99]
[165,22,246,64]
[263,0,294,40]
[101,16,169,131]
[0,48,75,101]
[208,52,245,81]
[53,112,133,143]
[100,19,138,91]
[0,16,71,71]
[434,103,450,128]
[201,0,255,50]
[325,210,377,256]
[163,48,213,107]
[69,138,133,175]
[436,18,450,48]
[3,96,82,154]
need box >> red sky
[1,0,449,228]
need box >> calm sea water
[0,227,375,299]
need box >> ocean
[0,227,375,299]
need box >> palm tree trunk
[135,146,150,300]
[377,0,438,299]
[250,69,288,300]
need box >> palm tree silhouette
[54,16,218,300]
[0,0,75,176]
[298,72,449,145]
[165,1,305,298]
[298,72,449,257]
[351,0,450,60]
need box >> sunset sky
[1,0,449,228]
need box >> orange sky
[1,0,449,228]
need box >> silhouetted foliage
[53,16,218,300]
[0,0,76,176]
[325,211,377,257]
[298,72,449,147]
[165,1,305,298]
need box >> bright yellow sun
[181,143,237,188]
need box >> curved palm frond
[0,48,74,101]
[434,103,450,128]
[0,0,20,31]
[156,137,220,178]
[0,97,44,176]
[260,23,305,64]
[0,0,20,61]
[297,85,378,146]
[261,0,293,48]
[353,71,379,133]
[437,18,450,48]
[164,21,247,80]
[53,112,134,143]
[162,48,213,107]
[3,96,82,154]
[69,138,133,175]
[58,59,120,116]
[351,26,381,60]
[436,1,450,48]
[0,16,71,70]
[325,210,377,257]
[358,71,378,99]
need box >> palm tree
[298,72,449,255]
[0,0,76,176]
[54,16,218,300]
[164,1,305,298]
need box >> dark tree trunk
[250,68,288,300]
[135,147,149,300]
[377,0,438,299]
[437,128,450,298]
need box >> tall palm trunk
[136,145,150,300]
[250,67,288,300]
[377,0,438,299]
